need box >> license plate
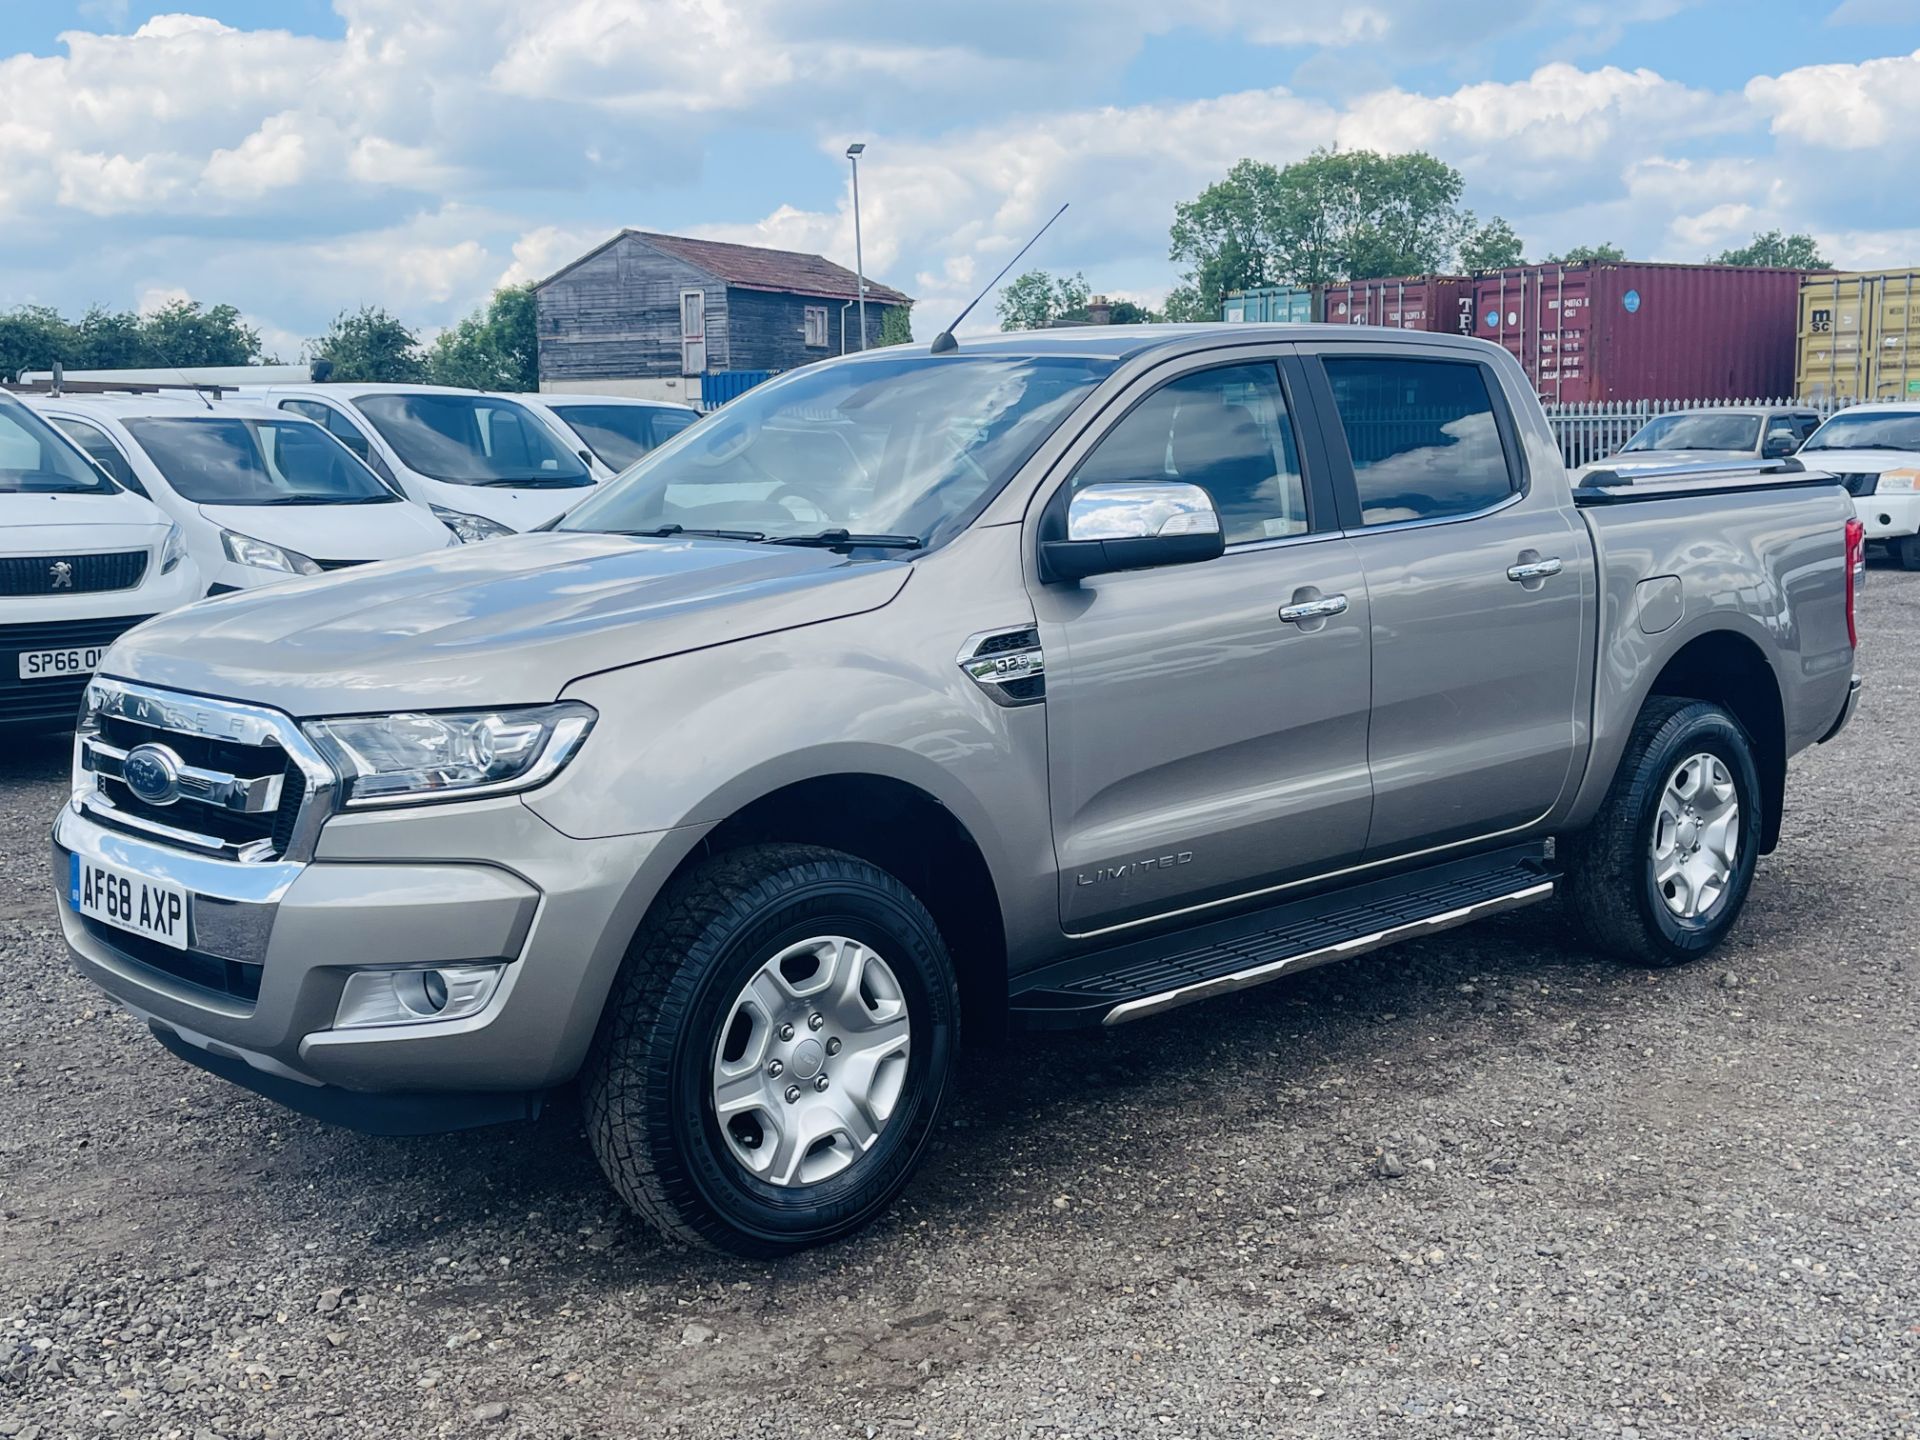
[68,853,189,951]
[18,645,106,680]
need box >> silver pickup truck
[50,326,1863,1255]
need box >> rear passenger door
[1304,346,1591,857]
[1033,352,1375,933]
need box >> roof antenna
[929,202,1069,355]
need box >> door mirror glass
[1043,481,1224,582]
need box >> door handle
[1506,557,1563,583]
[1279,593,1349,624]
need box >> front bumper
[1855,492,1920,542]
[53,794,681,1119]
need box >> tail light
[1845,516,1865,649]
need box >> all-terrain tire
[582,843,959,1256]
[1895,534,1920,572]
[1562,698,1762,967]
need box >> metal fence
[1544,396,1861,470]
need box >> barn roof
[535,229,912,306]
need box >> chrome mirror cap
[1066,482,1221,542]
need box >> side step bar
[1008,844,1556,1029]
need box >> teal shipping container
[1221,286,1324,324]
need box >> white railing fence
[1545,396,1863,471]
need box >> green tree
[0,305,79,380]
[1715,230,1831,270]
[1168,149,1492,318]
[73,306,148,369]
[997,269,1093,330]
[1104,299,1159,325]
[1546,243,1627,264]
[1460,216,1525,272]
[137,299,262,366]
[877,304,915,347]
[426,284,538,390]
[314,305,426,383]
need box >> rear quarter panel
[1566,483,1856,829]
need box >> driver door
[1030,353,1375,934]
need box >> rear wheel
[1895,534,1920,572]
[1563,698,1761,967]
[583,843,958,1256]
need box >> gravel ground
[2,573,1916,1440]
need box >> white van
[514,392,701,481]
[30,395,455,595]
[1797,403,1920,569]
[0,391,201,729]
[245,384,598,538]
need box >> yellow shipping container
[1798,269,1920,401]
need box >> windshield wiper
[607,524,770,541]
[474,475,591,488]
[768,529,923,551]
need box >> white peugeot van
[30,395,455,595]
[513,392,701,481]
[245,384,598,538]
[0,391,200,729]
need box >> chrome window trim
[76,678,338,864]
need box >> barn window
[804,306,829,349]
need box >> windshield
[357,393,593,487]
[124,416,399,506]
[1801,410,1920,453]
[0,395,118,495]
[552,403,699,471]
[558,354,1114,545]
[1622,413,1761,453]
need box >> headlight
[304,702,596,807]
[158,523,188,575]
[432,505,515,544]
[1877,470,1918,492]
[221,529,321,575]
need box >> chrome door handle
[1507,557,1563,582]
[1279,594,1349,623]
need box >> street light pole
[846,142,867,350]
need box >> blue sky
[2,1,1917,354]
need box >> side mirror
[1041,481,1225,583]
[1764,430,1798,458]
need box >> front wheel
[582,843,959,1256]
[1562,698,1762,967]
[1895,534,1920,572]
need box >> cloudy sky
[2,0,1918,355]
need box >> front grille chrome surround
[73,679,338,864]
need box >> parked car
[29,395,456,595]
[51,325,1861,1256]
[1795,402,1920,569]
[243,384,597,539]
[514,392,701,480]
[0,392,201,729]
[1584,405,1823,478]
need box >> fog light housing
[334,964,505,1030]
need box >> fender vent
[959,626,1045,707]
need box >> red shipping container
[1324,275,1475,336]
[1468,262,1804,404]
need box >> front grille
[1837,472,1879,496]
[80,917,262,1005]
[78,682,326,863]
[0,614,154,727]
[0,550,148,597]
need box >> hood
[1789,447,1920,474]
[0,489,171,552]
[103,531,912,715]
[200,500,453,563]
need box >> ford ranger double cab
[51,326,1863,1255]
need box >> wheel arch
[1641,627,1787,853]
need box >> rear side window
[1323,358,1515,526]
[1072,362,1307,545]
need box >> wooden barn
[532,230,913,406]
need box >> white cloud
[1748,49,1920,149]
